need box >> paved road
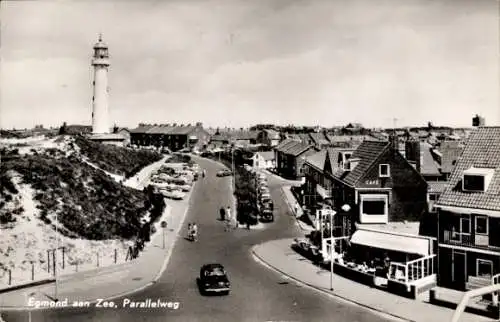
[3,158,392,322]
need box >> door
[452,250,467,290]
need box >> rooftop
[437,127,500,212]
[330,140,390,186]
[256,151,275,161]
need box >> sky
[1,0,499,130]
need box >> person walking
[219,207,225,221]
[191,223,198,242]
[225,208,232,232]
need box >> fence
[0,246,130,288]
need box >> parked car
[178,184,191,192]
[216,169,233,177]
[162,190,185,200]
[197,263,230,295]
[260,208,274,222]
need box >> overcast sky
[1,0,498,129]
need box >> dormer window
[462,167,494,192]
[379,164,390,177]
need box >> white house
[252,151,275,169]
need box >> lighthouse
[91,34,110,134]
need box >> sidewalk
[0,185,194,310]
[123,155,169,190]
[252,238,494,322]
[279,185,314,233]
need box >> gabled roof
[326,134,374,143]
[309,132,330,146]
[130,124,200,135]
[263,129,280,140]
[428,181,448,194]
[420,142,441,176]
[439,141,464,174]
[276,139,314,156]
[285,141,315,157]
[305,147,355,172]
[330,140,391,186]
[297,133,312,144]
[231,130,258,140]
[256,151,275,161]
[437,127,500,212]
[305,149,328,171]
[275,138,297,152]
[169,125,197,135]
[285,133,302,141]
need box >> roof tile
[437,127,500,212]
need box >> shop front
[337,227,437,297]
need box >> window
[463,175,485,192]
[461,216,471,234]
[363,200,386,214]
[379,164,390,177]
[477,259,493,278]
[475,215,488,235]
[429,193,439,201]
[359,194,388,224]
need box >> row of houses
[291,126,500,305]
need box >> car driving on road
[216,169,233,177]
[197,263,231,295]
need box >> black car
[197,263,231,295]
[260,208,274,222]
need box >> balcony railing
[388,254,436,285]
[442,230,500,251]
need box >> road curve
[3,157,392,322]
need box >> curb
[0,181,196,312]
[0,279,55,295]
[279,187,309,232]
[251,245,414,322]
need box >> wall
[357,148,428,222]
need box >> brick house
[256,129,281,147]
[130,123,210,152]
[435,127,500,292]
[275,139,318,179]
[303,139,429,240]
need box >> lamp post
[329,209,336,291]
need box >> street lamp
[329,209,336,291]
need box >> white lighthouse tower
[91,34,110,134]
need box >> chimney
[404,140,421,173]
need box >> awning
[350,229,430,256]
